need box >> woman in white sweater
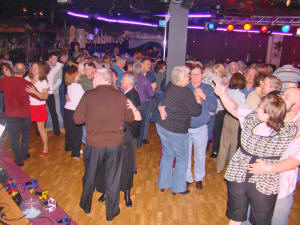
[64,67,85,160]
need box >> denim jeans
[137,101,148,148]
[143,97,153,140]
[6,117,31,164]
[59,84,66,118]
[207,114,215,141]
[186,125,208,183]
[271,194,293,225]
[82,124,86,143]
[150,93,163,123]
[156,123,189,193]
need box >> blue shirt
[111,65,124,87]
[188,83,217,128]
[241,86,254,98]
[146,70,156,83]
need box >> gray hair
[132,62,143,76]
[13,63,26,75]
[267,75,282,92]
[170,66,190,85]
[115,56,125,63]
[94,68,114,84]
[124,72,136,86]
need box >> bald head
[13,63,26,77]
[282,88,300,113]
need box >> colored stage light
[243,23,252,31]
[208,23,215,31]
[282,25,290,33]
[227,24,234,32]
[260,25,268,34]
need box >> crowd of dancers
[1,45,300,224]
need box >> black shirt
[157,83,202,133]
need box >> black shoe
[172,190,190,195]
[107,208,120,221]
[26,153,30,159]
[98,193,105,202]
[124,190,132,207]
[142,139,149,144]
[210,152,218,158]
[54,131,61,136]
[14,160,24,167]
[160,189,164,192]
[196,181,203,190]
[186,182,192,188]
[79,203,90,214]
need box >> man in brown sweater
[74,68,135,221]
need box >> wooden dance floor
[1,124,300,225]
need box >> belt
[240,147,280,182]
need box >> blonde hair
[213,64,227,78]
[28,62,48,81]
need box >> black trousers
[97,129,136,192]
[212,110,226,154]
[120,130,136,191]
[64,109,82,157]
[80,144,123,221]
[46,94,60,136]
[6,117,30,164]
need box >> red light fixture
[260,25,268,34]
[227,24,234,32]
[243,23,252,31]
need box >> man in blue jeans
[186,65,217,189]
[134,59,155,148]
[142,58,157,145]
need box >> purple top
[136,75,154,102]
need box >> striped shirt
[157,83,202,134]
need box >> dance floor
[1,123,300,225]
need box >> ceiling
[1,0,300,25]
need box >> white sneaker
[80,149,83,154]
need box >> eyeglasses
[190,73,202,76]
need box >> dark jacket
[125,88,141,138]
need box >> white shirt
[278,137,300,199]
[47,62,63,94]
[64,83,85,110]
[24,76,48,105]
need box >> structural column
[166,2,189,83]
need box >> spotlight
[260,25,268,34]
[282,25,290,33]
[243,23,252,31]
[227,24,234,32]
[208,23,215,31]
[205,22,216,31]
